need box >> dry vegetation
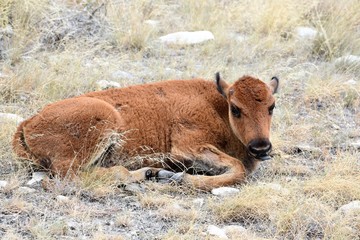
[1,0,359,239]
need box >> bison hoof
[156,170,184,184]
[145,169,153,180]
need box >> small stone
[338,201,360,214]
[111,70,134,79]
[0,180,8,189]
[334,55,360,66]
[124,183,144,193]
[295,26,318,40]
[95,80,120,90]
[211,187,239,196]
[56,195,70,202]
[17,186,36,194]
[26,172,47,186]
[192,198,205,207]
[0,113,24,125]
[67,220,79,230]
[229,33,247,42]
[207,225,228,239]
[295,144,322,155]
[160,31,214,45]
[258,182,290,195]
[345,79,357,85]
[349,141,360,149]
[144,20,159,27]
[223,225,247,234]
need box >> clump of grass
[3,0,50,62]
[2,196,32,214]
[304,72,360,110]
[303,151,360,208]
[106,0,158,51]
[275,198,332,239]
[210,184,285,224]
[310,0,360,60]
[138,193,173,209]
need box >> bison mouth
[256,154,271,161]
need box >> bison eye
[231,104,241,118]
[269,103,275,115]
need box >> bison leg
[14,97,124,177]
[85,166,163,184]
[170,144,246,191]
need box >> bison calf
[13,73,279,190]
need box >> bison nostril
[248,140,272,156]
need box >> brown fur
[12,75,278,190]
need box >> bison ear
[215,72,229,98]
[269,76,279,94]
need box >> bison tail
[12,120,34,161]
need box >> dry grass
[1,0,359,239]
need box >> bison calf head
[216,73,279,161]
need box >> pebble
[0,180,8,189]
[223,225,247,235]
[349,141,360,149]
[111,70,135,79]
[258,182,290,195]
[160,31,214,45]
[207,225,228,239]
[192,198,205,207]
[211,187,239,196]
[17,186,36,194]
[26,172,47,186]
[56,195,70,203]
[345,79,357,85]
[334,55,360,66]
[95,80,120,90]
[294,26,318,40]
[0,113,24,125]
[144,20,159,27]
[124,183,144,193]
[338,201,360,214]
[295,144,322,155]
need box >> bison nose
[248,139,272,161]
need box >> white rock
[207,225,228,239]
[0,180,8,189]
[56,195,70,202]
[229,33,248,42]
[211,187,239,196]
[338,201,360,214]
[334,55,360,66]
[192,198,205,207]
[144,20,159,27]
[17,186,36,194]
[0,113,24,125]
[111,70,134,79]
[26,172,47,186]
[0,25,13,36]
[295,144,322,154]
[350,141,360,149]
[160,31,214,45]
[95,80,121,90]
[295,26,318,39]
[258,182,290,195]
[0,72,8,78]
[223,225,247,234]
[345,79,357,85]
